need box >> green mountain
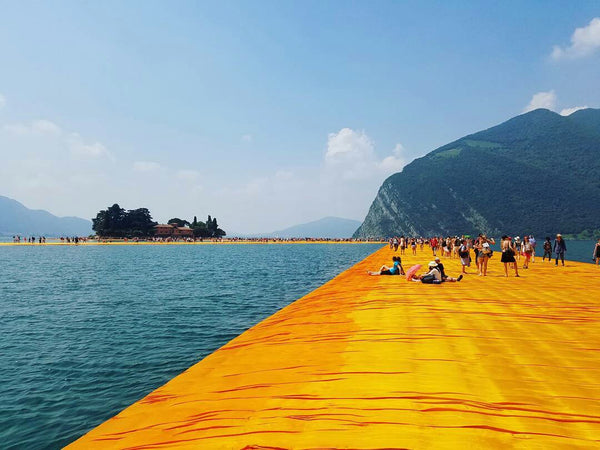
[0,196,92,236]
[354,108,600,238]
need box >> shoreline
[0,239,383,246]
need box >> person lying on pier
[433,257,463,282]
[368,256,405,275]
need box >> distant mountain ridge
[0,196,92,236]
[268,217,361,238]
[354,108,600,238]
[231,217,361,239]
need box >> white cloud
[0,94,5,109]
[378,143,406,173]
[241,134,253,143]
[32,119,62,136]
[67,133,112,160]
[324,128,406,180]
[523,90,557,113]
[133,161,161,172]
[325,128,377,180]
[560,106,589,116]
[552,17,600,60]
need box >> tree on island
[167,218,191,227]
[189,215,226,238]
[92,205,226,238]
[92,204,157,237]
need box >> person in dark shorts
[542,237,552,261]
[500,235,519,277]
[433,258,463,282]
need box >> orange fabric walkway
[67,246,600,449]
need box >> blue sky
[1,1,599,233]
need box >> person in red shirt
[430,237,438,256]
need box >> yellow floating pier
[68,247,600,449]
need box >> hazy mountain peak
[0,196,92,236]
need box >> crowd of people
[11,236,89,244]
[12,235,47,243]
[374,233,597,283]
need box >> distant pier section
[67,247,600,448]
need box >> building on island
[153,224,194,239]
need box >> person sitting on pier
[409,261,443,284]
[433,257,463,282]
[368,256,405,276]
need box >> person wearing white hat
[409,261,443,284]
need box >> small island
[92,203,226,241]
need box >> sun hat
[428,261,438,268]
[557,233,562,237]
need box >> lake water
[0,243,381,449]
[1,240,598,449]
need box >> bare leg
[504,263,508,277]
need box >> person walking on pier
[593,238,600,266]
[500,236,519,277]
[542,237,553,261]
[430,236,438,256]
[521,235,533,269]
[458,239,471,274]
[554,234,567,266]
[475,235,495,276]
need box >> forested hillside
[354,108,600,238]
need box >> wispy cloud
[241,134,253,143]
[560,106,589,116]
[2,118,112,161]
[523,90,557,113]
[0,93,5,109]
[66,133,113,160]
[551,17,600,60]
[3,119,62,136]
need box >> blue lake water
[0,243,382,449]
